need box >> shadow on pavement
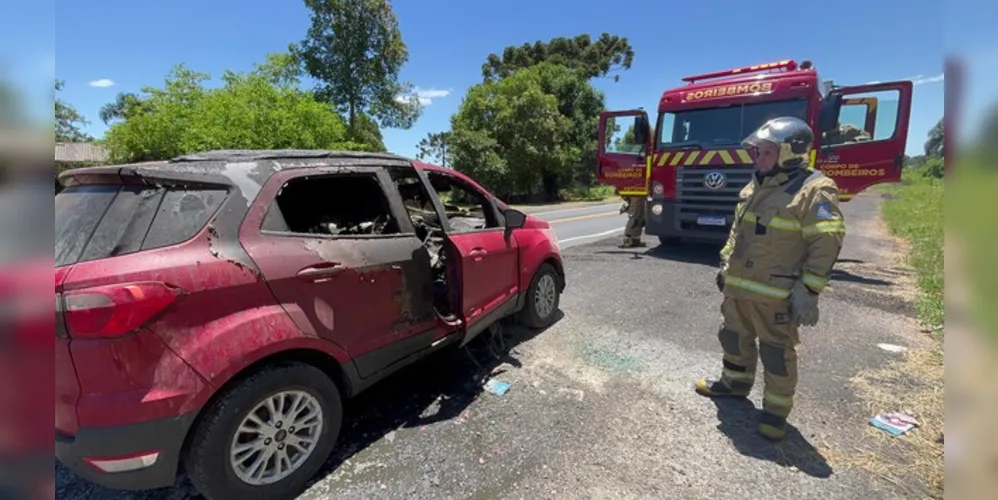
[593,240,722,267]
[306,310,564,488]
[711,397,833,479]
[829,268,892,287]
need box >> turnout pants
[623,196,646,241]
[717,296,800,419]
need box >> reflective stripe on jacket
[720,167,846,303]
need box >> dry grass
[821,344,944,498]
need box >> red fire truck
[596,59,913,245]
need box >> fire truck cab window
[657,99,808,148]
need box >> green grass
[560,184,617,202]
[880,167,944,334]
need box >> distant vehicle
[54,150,565,499]
[596,59,913,245]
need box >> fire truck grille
[675,166,755,233]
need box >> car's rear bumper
[55,412,198,491]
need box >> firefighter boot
[618,237,646,248]
[697,319,758,398]
[694,360,754,398]
[759,412,788,441]
[758,339,799,441]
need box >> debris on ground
[870,412,920,437]
[484,379,512,396]
[876,343,908,353]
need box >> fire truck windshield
[656,98,808,149]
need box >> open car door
[815,81,913,201]
[597,110,653,196]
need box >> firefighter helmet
[742,116,814,169]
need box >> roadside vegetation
[881,170,944,333]
[54,0,630,204]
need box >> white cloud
[396,87,452,106]
[89,78,115,88]
[912,73,945,85]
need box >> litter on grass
[484,379,511,396]
[870,411,919,436]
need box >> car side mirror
[818,94,842,133]
[504,209,527,229]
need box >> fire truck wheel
[658,235,680,246]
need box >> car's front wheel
[520,263,561,329]
[185,363,342,500]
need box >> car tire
[519,263,561,329]
[185,363,342,500]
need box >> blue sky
[6,0,994,157]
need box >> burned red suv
[55,150,565,499]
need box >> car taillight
[62,281,184,339]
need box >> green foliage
[296,0,421,132]
[881,169,944,334]
[99,92,148,125]
[415,131,451,166]
[55,79,92,142]
[450,63,605,201]
[924,117,944,157]
[103,59,369,164]
[347,111,387,152]
[481,33,635,83]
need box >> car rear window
[55,184,227,267]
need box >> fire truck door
[816,81,913,200]
[597,110,652,197]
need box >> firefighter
[694,116,846,441]
[619,194,647,248]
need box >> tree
[450,63,605,201]
[481,33,635,83]
[55,79,92,142]
[924,117,944,157]
[295,0,421,135]
[99,92,147,125]
[103,58,368,164]
[347,111,387,151]
[415,131,451,166]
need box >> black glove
[716,270,725,292]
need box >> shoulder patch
[815,201,834,220]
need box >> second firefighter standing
[695,116,846,441]
[618,193,647,248]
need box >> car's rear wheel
[520,263,561,329]
[185,363,342,500]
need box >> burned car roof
[58,149,419,188]
[172,149,411,163]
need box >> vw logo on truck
[703,171,727,190]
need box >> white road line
[557,227,624,244]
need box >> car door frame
[239,164,446,381]
[413,167,521,346]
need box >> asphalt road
[526,202,628,249]
[56,193,930,500]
